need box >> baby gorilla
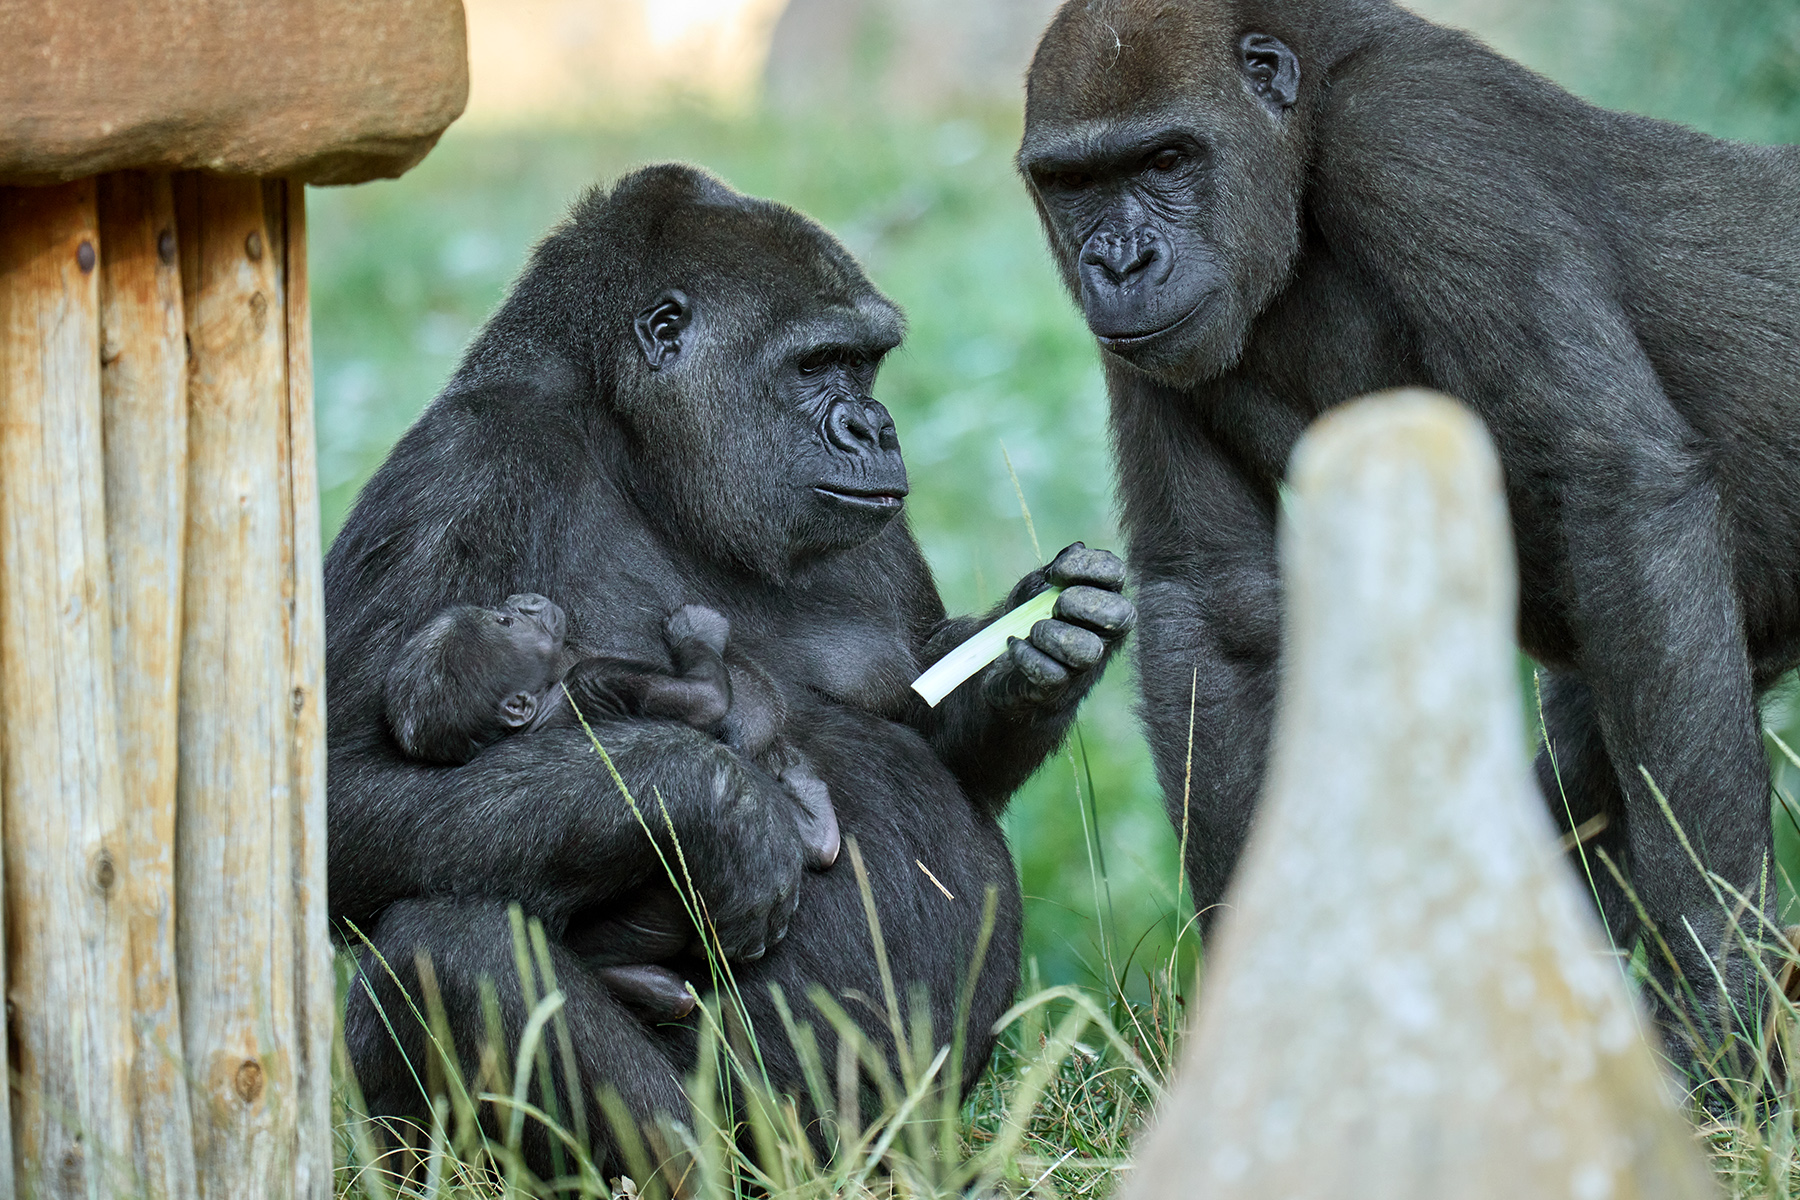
[385,594,734,762]
[383,594,840,1019]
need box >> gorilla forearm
[328,720,795,942]
[1564,473,1770,910]
[915,620,1087,810]
[1132,577,1279,920]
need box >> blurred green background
[308,0,1800,990]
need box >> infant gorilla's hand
[680,749,807,963]
[775,753,840,869]
[983,543,1136,711]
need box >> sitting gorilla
[325,163,1136,1172]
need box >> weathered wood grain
[0,180,137,1199]
[173,173,301,1198]
[268,181,334,1200]
[1126,391,1717,1200]
[0,0,467,186]
[97,170,200,1200]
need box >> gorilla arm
[325,391,809,961]
[328,721,804,957]
[1105,380,1283,927]
[912,543,1137,811]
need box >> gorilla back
[325,164,1134,1169]
[1020,0,1800,1065]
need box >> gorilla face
[477,593,569,727]
[777,324,910,554]
[381,592,570,763]
[624,272,908,576]
[1021,7,1309,385]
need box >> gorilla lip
[814,485,906,510]
[1094,294,1211,348]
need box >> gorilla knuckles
[985,543,1137,709]
[1020,6,1322,384]
[612,195,907,578]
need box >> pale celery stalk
[911,586,1063,707]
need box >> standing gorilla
[1019,0,1800,1062]
[325,164,1134,1168]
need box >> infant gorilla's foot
[665,605,730,658]
[649,605,733,730]
[778,756,840,870]
[595,964,696,1022]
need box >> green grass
[325,773,1800,1200]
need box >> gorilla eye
[797,351,835,376]
[495,614,514,626]
[1053,171,1092,190]
[1149,149,1185,172]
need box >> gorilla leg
[345,898,690,1179]
[1537,671,1775,1082]
[1534,671,1638,947]
[567,887,701,1021]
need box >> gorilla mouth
[815,485,907,511]
[1094,294,1211,347]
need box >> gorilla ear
[634,289,693,371]
[1239,34,1300,110]
[499,690,539,728]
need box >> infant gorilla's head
[385,593,568,763]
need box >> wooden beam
[0,0,467,186]
[173,173,303,1196]
[0,179,136,1199]
[97,170,199,1200]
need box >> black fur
[382,596,752,1021]
[325,164,1135,1170]
[383,593,567,764]
[1021,0,1800,1066]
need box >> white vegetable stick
[911,586,1063,707]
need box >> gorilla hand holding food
[324,164,1133,1172]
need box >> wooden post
[97,171,200,1200]
[0,5,464,1191]
[1125,391,1717,1199]
[0,182,137,1199]
[272,181,334,1200]
[173,174,307,1197]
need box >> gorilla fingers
[983,543,1137,710]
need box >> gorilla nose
[1081,229,1162,285]
[827,398,898,454]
